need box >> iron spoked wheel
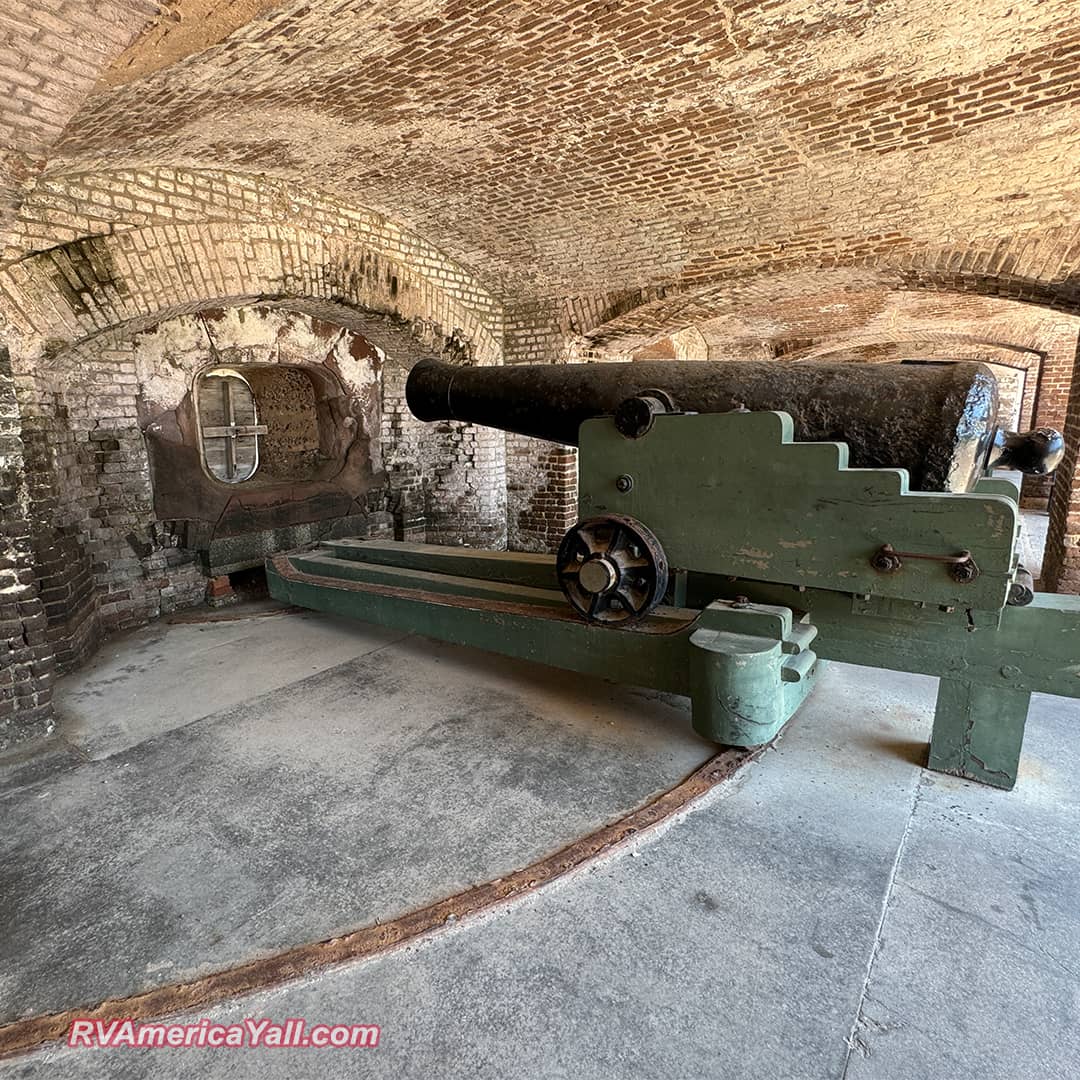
[556,514,669,625]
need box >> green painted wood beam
[686,574,1080,702]
[267,556,816,747]
[290,552,565,609]
[320,539,557,589]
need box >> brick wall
[1043,334,1080,592]
[14,302,507,670]
[500,299,594,552]
[0,342,53,749]
[1020,324,1080,506]
[506,435,577,554]
[17,330,212,658]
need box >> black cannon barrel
[408,358,1021,492]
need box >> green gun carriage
[269,357,1077,791]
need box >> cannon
[268,357,1079,791]
[406,357,1064,492]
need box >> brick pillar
[1020,324,1080,508]
[1043,335,1080,594]
[380,360,427,541]
[0,344,55,748]
[19,402,98,668]
[506,434,578,553]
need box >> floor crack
[840,771,924,1075]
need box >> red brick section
[1021,324,1080,506]
[0,342,53,749]
[1044,336,1080,593]
[205,575,236,607]
[507,436,578,554]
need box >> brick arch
[14,293,508,677]
[574,227,1080,359]
[0,1,160,261]
[0,219,502,367]
[5,166,504,333]
[0,215,517,687]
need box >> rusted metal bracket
[870,543,980,583]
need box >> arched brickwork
[0,216,509,692]
[0,0,159,256]
[31,1,1080,299]
[3,167,504,335]
[0,218,501,365]
[573,234,1080,360]
[784,335,1041,364]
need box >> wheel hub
[578,556,619,595]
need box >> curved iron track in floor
[0,743,767,1059]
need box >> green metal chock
[688,599,819,746]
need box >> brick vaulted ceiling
[25,0,1080,303]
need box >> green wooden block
[929,680,1031,790]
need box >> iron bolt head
[870,548,903,574]
[615,474,634,493]
[949,561,979,584]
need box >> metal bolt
[870,547,903,574]
[949,561,979,584]
[615,474,634,493]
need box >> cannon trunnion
[270,357,1077,793]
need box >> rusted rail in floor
[0,742,769,1059]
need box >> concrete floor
[2,603,1079,1079]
